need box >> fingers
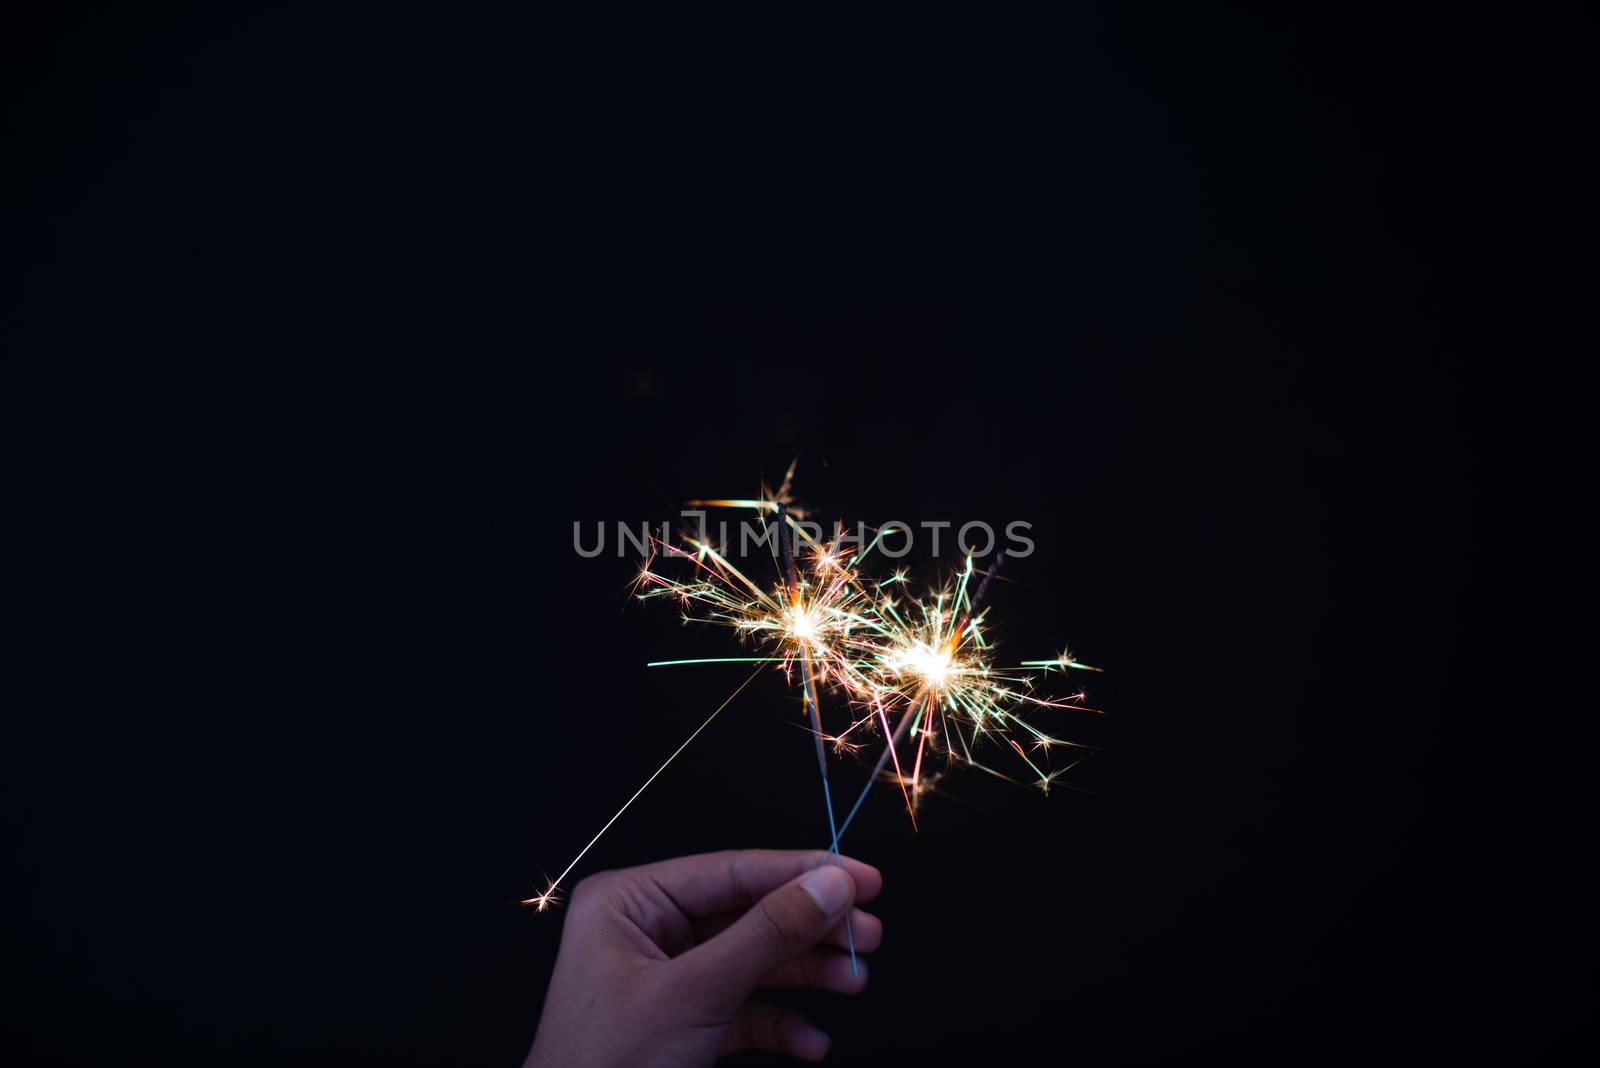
[823,908,883,953]
[675,863,857,1000]
[760,946,870,993]
[629,849,881,919]
[692,906,882,954]
[719,1002,831,1062]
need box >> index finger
[628,849,882,918]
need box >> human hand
[524,849,884,1066]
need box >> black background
[5,5,1591,1065]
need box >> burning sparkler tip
[522,890,558,911]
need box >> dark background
[5,5,1591,1065]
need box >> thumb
[678,863,857,1004]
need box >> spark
[631,506,1101,814]
[526,479,1100,910]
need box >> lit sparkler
[524,480,1100,925]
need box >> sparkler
[776,500,857,972]
[524,479,1101,931]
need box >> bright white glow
[787,603,821,643]
[890,641,956,689]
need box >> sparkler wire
[521,666,763,909]
[833,699,920,843]
[777,502,859,975]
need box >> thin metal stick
[778,503,858,975]
[523,666,763,908]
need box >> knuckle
[756,891,821,951]
[568,871,616,911]
[754,898,796,954]
[725,856,752,909]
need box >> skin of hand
[524,849,884,1066]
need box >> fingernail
[796,1026,831,1061]
[801,865,853,915]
